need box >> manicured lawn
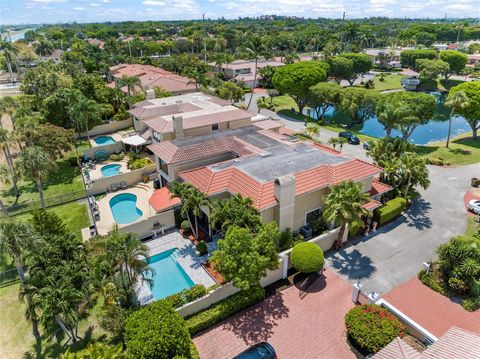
[416,136,480,166]
[0,283,105,359]
[14,201,90,238]
[271,95,299,112]
[372,74,405,92]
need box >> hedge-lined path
[193,269,356,359]
[325,162,479,295]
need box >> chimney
[146,89,155,100]
[274,175,296,231]
[172,116,184,139]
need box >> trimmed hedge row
[374,198,407,225]
[185,286,265,335]
[165,285,208,309]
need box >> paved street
[326,162,479,295]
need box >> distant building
[107,64,196,95]
[86,38,105,49]
[467,54,480,67]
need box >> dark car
[363,141,371,150]
[339,131,360,145]
[233,342,277,359]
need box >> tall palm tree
[118,75,141,97]
[444,91,470,148]
[0,164,13,214]
[398,152,430,199]
[0,219,41,339]
[305,123,320,138]
[209,194,261,233]
[16,146,57,209]
[71,96,99,142]
[244,36,266,110]
[0,128,19,199]
[323,181,369,247]
[34,39,54,56]
[0,39,19,83]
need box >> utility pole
[203,13,207,63]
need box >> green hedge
[165,285,208,309]
[185,286,265,335]
[349,219,363,238]
[290,242,325,274]
[345,304,405,354]
[374,198,407,225]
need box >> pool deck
[87,158,129,181]
[137,231,216,304]
[96,182,156,236]
[89,132,124,148]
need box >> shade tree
[449,81,480,139]
[338,87,379,126]
[439,50,468,79]
[337,53,373,86]
[308,82,341,120]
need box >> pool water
[101,164,121,177]
[109,193,143,224]
[311,92,471,145]
[94,136,116,145]
[145,248,195,300]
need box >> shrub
[290,242,324,274]
[426,157,449,166]
[181,220,191,232]
[109,151,125,161]
[349,218,363,238]
[196,241,208,255]
[345,304,405,354]
[374,198,407,225]
[130,157,153,170]
[165,285,208,309]
[418,268,447,296]
[125,300,192,359]
[462,296,480,312]
[448,277,468,294]
[185,286,265,335]
[60,343,125,358]
[68,156,79,167]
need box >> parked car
[339,131,360,145]
[363,141,371,150]
[467,199,480,214]
[233,342,277,359]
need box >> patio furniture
[120,181,127,189]
[110,183,118,192]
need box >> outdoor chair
[110,183,118,191]
[120,181,127,189]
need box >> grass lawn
[465,217,480,237]
[1,141,90,208]
[271,95,299,112]
[372,74,405,92]
[0,283,105,359]
[416,135,480,166]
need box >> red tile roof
[149,187,181,212]
[363,199,383,211]
[370,179,393,196]
[180,158,383,209]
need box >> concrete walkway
[326,162,480,295]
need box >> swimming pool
[101,164,121,177]
[145,248,195,300]
[109,193,143,224]
[94,136,116,145]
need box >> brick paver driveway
[193,269,356,359]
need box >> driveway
[193,269,356,359]
[326,163,479,295]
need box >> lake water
[310,92,471,145]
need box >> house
[160,131,390,234]
[364,49,402,68]
[129,92,255,138]
[467,54,480,68]
[87,38,105,49]
[40,48,63,63]
[107,64,196,95]
[210,59,284,88]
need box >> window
[305,208,322,226]
[212,123,219,131]
[159,159,168,174]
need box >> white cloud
[142,0,165,5]
[90,2,101,6]
[73,6,85,10]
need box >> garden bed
[202,260,224,285]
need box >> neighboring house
[467,54,480,68]
[364,49,402,68]
[87,38,105,49]
[107,63,197,95]
[401,76,421,91]
[40,48,63,63]
[210,59,284,88]
[175,135,390,233]
[432,43,449,51]
[129,92,254,138]
[373,326,480,359]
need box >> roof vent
[258,151,272,158]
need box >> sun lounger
[120,181,127,189]
[110,183,118,192]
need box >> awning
[122,134,148,146]
[363,199,383,211]
[149,187,181,213]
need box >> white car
[467,199,480,214]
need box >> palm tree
[71,96,99,142]
[34,39,54,57]
[0,95,18,129]
[0,128,19,199]
[328,137,347,151]
[244,36,266,110]
[16,146,57,209]
[0,219,41,339]
[305,123,320,138]
[0,164,13,214]
[0,39,19,83]
[444,91,469,148]
[398,152,430,199]
[118,75,141,97]
[323,181,370,247]
[209,194,261,233]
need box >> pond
[310,92,472,145]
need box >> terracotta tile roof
[180,158,383,210]
[421,327,480,359]
[363,199,383,211]
[149,187,181,212]
[373,337,421,359]
[370,179,393,196]
[144,108,251,134]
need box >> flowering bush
[345,304,405,354]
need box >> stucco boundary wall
[86,165,157,196]
[84,142,125,160]
[78,119,131,139]
[120,211,176,240]
[176,226,346,318]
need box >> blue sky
[1,0,479,25]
